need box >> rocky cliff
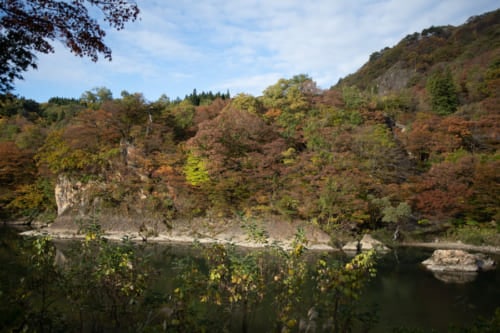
[52,174,171,235]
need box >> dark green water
[364,247,500,332]
[1,225,499,332]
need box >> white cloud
[16,43,105,84]
[111,29,201,62]
[213,73,283,96]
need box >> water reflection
[364,248,500,332]
[431,271,478,283]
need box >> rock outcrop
[55,175,87,216]
[52,174,173,235]
[373,61,414,95]
[422,249,496,272]
[342,234,390,252]
[45,175,336,250]
[422,249,495,283]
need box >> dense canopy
[0,9,499,244]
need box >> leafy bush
[447,223,500,246]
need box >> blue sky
[13,0,499,102]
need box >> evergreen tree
[426,68,458,115]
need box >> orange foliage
[263,108,282,120]
[0,141,34,185]
[404,114,478,161]
[64,109,121,151]
[151,165,174,178]
[412,156,475,220]
[193,98,228,126]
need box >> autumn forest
[1,9,499,244]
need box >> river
[363,247,500,332]
[1,225,499,332]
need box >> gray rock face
[422,249,496,272]
[342,234,390,252]
[54,175,79,216]
[55,175,102,216]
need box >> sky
[12,0,499,102]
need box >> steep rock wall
[52,175,171,234]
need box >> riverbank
[19,228,333,251]
[13,220,500,255]
[15,218,336,251]
[401,241,500,255]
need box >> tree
[0,94,41,119]
[230,93,264,114]
[80,87,113,109]
[183,151,210,186]
[187,108,285,214]
[101,91,148,142]
[341,85,367,110]
[0,0,140,92]
[412,155,475,221]
[351,124,411,183]
[313,250,377,333]
[426,67,458,115]
[0,141,35,185]
[261,75,313,139]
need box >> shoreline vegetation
[2,219,499,333]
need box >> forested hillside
[1,9,498,242]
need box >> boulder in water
[422,249,495,272]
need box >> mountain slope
[336,8,500,111]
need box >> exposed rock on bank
[19,175,336,250]
[342,234,390,253]
[22,217,335,251]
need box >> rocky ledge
[342,234,390,253]
[20,217,336,252]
